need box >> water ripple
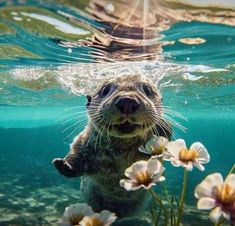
[1,0,235,111]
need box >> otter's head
[86,75,165,138]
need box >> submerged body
[53,75,171,217]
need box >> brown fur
[53,75,171,217]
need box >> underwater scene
[0,0,235,225]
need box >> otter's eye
[100,84,112,97]
[142,84,153,97]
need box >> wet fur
[53,75,171,217]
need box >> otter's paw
[52,158,75,177]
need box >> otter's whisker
[56,109,91,121]
[107,120,112,143]
[143,118,153,140]
[63,118,87,136]
[64,119,88,142]
[93,117,106,151]
[162,115,187,132]
[86,128,96,147]
[149,109,187,133]
[99,119,109,147]
[149,113,179,140]
[147,112,174,139]
[62,115,89,137]
[148,116,161,137]
[163,109,188,121]
[62,115,86,124]
[64,106,87,111]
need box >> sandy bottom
[0,172,230,226]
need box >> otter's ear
[86,95,92,108]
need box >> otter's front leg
[53,158,75,177]
[53,151,88,177]
[53,129,94,177]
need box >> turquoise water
[0,0,235,225]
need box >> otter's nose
[115,97,140,114]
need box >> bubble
[104,3,115,14]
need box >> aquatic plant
[59,203,117,226]
[119,157,165,191]
[138,135,169,158]
[195,172,235,225]
[79,210,117,226]
[58,203,93,226]
[120,137,212,226]
[120,157,168,226]
[163,139,210,171]
[163,139,210,225]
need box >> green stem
[228,164,235,175]
[149,188,168,226]
[162,183,176,225]
[162,183,171,207]
[214,219,225,226]
[176,169,189,226]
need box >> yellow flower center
[84,217,103,226]
[216,183,235,205]
[151,144,165,155]
[70,214,84,225]
[179,148,199,162]
[135,170,151,185]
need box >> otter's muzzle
[115,97,140,114]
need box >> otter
[53,74,171,217]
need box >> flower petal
[119,179,140,191]
[145,136,158,151]
[170,158,182,167]
[197,197,216,210]
[162,151,173,161]
[195,173,223,199]
[142,182,156,190]
[209,207,222,223]
[79,216,90,226]
[147,158,164,176]
[157,136,169,146]
[190,142,210,164]
[152,174,165,183]
[224,173,235,189]
[193,162,205,171]
[138,145,150,155]
[99,210,117,225]
[58,220,71,226]
[124,161,146,180]
[63,203,93,219]
[183,162,193,171]
[59,203,93,226]
[80,214,116,226]
[166,139,186,158]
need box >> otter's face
[87,75,163,138]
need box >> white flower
[195,173,235,223]
[138,136,169,157]
[119,157,165,191]
[79,210,117,226]
[163,139,210,171]
[59,203,93,226]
